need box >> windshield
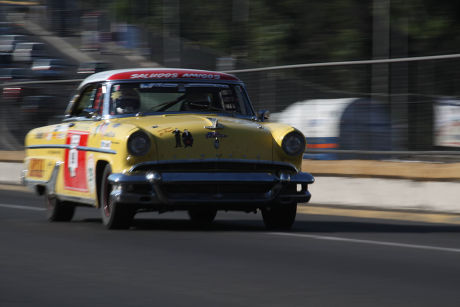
[109,82,253,116]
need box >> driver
[112,87,141,114]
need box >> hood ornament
[205,118,224,130]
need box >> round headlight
[127,131,151,156]
[282,131,306,156]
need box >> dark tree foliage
[94,0,460,65]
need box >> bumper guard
[107,171,314,207]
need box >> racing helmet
[114,88,141,114]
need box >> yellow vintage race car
[23,68,314,229]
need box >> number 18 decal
[64,131,90,192]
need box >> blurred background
[1,0,460,161]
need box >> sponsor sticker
[140,83,177,89]
[101,140,112,150]
[131,73,179,79]
[103,131,115,138]
[181,73,221,79]
[95,123,110,135]
[173,129,182,147]
[158,127,174,136]
[172,129,194,147]
[87,153,95,194]
[206,132,227,139]
[57,132,66,139]
[182,129,193,147]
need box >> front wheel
[45,192,75,222]
[261,201,297,230]
[100,164,134,229]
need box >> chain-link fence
[0,80,79,150]
[2,55,460,161]
[226,55,460,160]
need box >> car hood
[121,114,273,162]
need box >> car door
[60,83,104,198]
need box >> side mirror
[257,110,270,122]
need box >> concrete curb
[0,162,24,185]
[309,176,460,214]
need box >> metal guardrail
[224,53,460,74]
[4,56,460,158]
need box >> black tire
[188,208,217,226]
[45,192,75,222]
[261,201,297,230]
[100,164,134,229]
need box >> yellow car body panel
[25,120,139,202]
[125,114,273,162]
[263,122,304,169]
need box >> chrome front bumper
[108,171,314,208]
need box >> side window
[221,89,239,112]
[70,84,104,117]
[232,85,250,115]
[93,85,105,115]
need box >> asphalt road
[2,188,460,307]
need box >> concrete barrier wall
[305,160,460,213]
[309,176,460,213]
[0,162,24,185]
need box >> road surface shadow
[73,216,460,233]
[133,218,265,231]
[75,217,266,232]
